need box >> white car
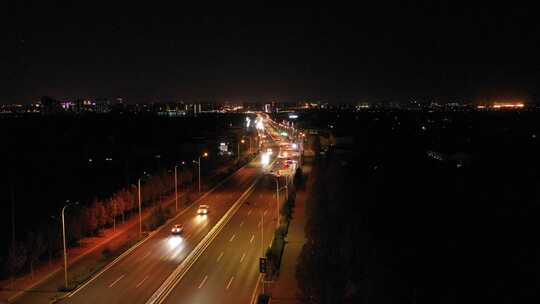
[171,224,184,234]
[197,205,209,215]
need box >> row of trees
[2,134,258,281]
[2,168,193,280]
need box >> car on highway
[197,205,209,215]
[171,224,184,234]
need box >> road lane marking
[109,274,125,288]
[250,234,255,243]
[145,165,271,304]
[247,210,252,215]
[226,276,234,290]
[240,221,244,227]
[136,276,149,288]
[229,234,236,242]
[263,210,268,216]
[198,275,208,289]
[69,164,247,299]
[249,274,263,304]
[240,253,246,263]
[217,252,224,263]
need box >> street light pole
[180,162,183,195]
[284,175,289,201]
[193,154,207,193]
[275,176,280,228]
[174,165,178,212]
[61,201,77,289]
[198,156,201,193]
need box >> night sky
[6,1,540,104]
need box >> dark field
[292,109,540,303]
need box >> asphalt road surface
[160,173,279,304]
[58,162,263,304]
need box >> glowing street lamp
[193,153,208,193]
[238,139,245,161]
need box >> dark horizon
[6,2,540,104]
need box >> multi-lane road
[14,116,295,304]
[159,174,278,304]
[58,162,261,304]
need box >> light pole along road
[193,152,208,193]
[61,201,78,289]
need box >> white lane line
[217,252,224,263]
[229,234,236,242]
[198,275,208,289]
[240,221,244,227]
[136,275,149,288]
[108,274,125,288]
[250,234,255,243]
[240,252,246,263]
[226,276,235,290]
[247,210,252,215]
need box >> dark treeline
[0,113,250,278]
[296,109,540,303]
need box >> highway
[159,174,278,304]
[57,158,266,304]
[16,115,292,304]
[154,116,299,304]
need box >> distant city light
[492,103,524,109]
